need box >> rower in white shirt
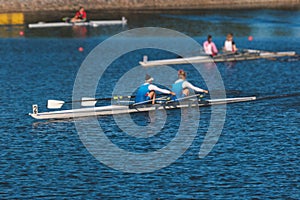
[223,33,237,52]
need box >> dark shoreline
[20,8,299,24]
[0,0,299,13]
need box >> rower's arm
[212,42,218,54]
[149,84,171,94]
[183,81,207,93]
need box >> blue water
[0,9,300,199]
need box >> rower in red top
[71,6,87,23]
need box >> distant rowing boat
[139,49,296,67]
[29,96,256,120]
[28,17,127,28]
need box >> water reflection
[0,9,299,38]
[0,25,25,38]
[72,26,87,38]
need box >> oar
[164,94,201,104]
[62,17,71,22]
[176,52,209,58]
[280,54,300,62]
[47,95,135,109]
[131,96,169,107]
[132,93,206,108]
[256,92,300,101]
[241,49,261,54]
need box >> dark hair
[207,35,212,40]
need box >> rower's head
[145,74,154,83]
[207,35,212,43]
[79,6,84,12]
[226,33,233,41]
[178,69,186,80]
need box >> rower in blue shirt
[135,74,175,104]
[172,69,208,100]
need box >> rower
[71,6,87,23]
[135,74,175,104]
[223,33,237,53]
[203,35,218,56]
[172,69,208,100]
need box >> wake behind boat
[28,17,127,28]
[139,49,296,67]
[29,96,256,120]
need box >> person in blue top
[172,69,208,100]
[135,74,175,104]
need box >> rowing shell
[28,17,127,28]
[29,96,256,120]
[139,50,296,67]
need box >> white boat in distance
[29,96,256,120]
[28,17,127,28]
[139,50,296,67]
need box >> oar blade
[81,97,97,107]
[47,100,65,109]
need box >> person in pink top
[203,35,218,56]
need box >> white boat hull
[29,96,256,120]
[139,51,296,67]
[28,17,127,28]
